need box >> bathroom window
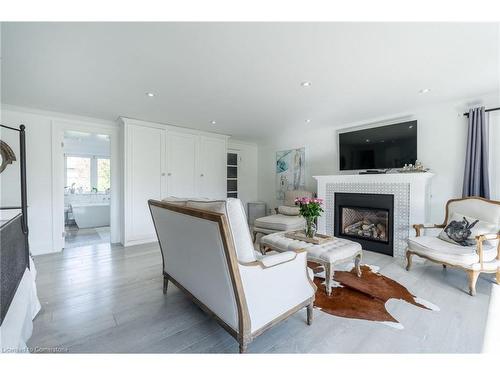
[66,156,91,191]
[65,155,110,192]
[97,158,111,192]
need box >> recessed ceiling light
[365,139,370,143]
[210,120,217,125]
[301,81,312,87]
[418,88,431,94]
[146,92,155,97]
[305,119,311,123]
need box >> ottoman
[260,232,363,295]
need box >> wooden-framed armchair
[406,197,500,296]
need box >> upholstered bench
[260,232,363,295]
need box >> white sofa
[148,197,316,353]
[406,197,500,296]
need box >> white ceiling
[1,22,499,141]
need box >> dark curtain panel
[462,106,490,198]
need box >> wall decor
[0,139,17,174]
[276,147,305,200]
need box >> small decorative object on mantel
[398,160,429,173]
[285,230,332,244]
[294,196,325,238]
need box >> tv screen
[339,120,417,170]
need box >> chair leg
[496,270,500,285]
[467,270,480,296]
[325,264,333,296]
[239,342,248,354]
[355,254,362,277]
[259,243,267,255]
[405,251,412,271]
[163,274,169,295]
[306,302,314,325]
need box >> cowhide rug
[309,262,439,329]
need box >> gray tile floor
[28,241,493,353]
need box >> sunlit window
[66,156,91,191]
[65,156,110,192]
[97,158,111,192]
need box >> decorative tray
[284,231,333,245]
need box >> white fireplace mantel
[314,173,434,258]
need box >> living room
[1,1,500,372]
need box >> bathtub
[71,203,110,229]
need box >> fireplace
[334,192,394,256]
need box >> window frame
[64,153,110,192]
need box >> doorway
[52,119,120,252]
[63,131,111,249]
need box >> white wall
[257,93,500,224]
[0,105,120,255]
[0,105,260,255]
[228,140,258,211]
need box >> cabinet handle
[167,172,172,176]
[200,173,204,177]
[161,173,166,176]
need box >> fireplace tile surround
[315,173,434,259]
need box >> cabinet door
[128,125,165,240]
[199,136,226,199]
[167,132,198,198]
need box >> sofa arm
[475,233,500,242]
[239,250,315,294]
[240,249,305,269]
[238,250,316,333]
[413,223,445,237]
[475,233,500,265]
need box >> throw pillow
[438,212,497,246]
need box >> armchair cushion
[277,205,300,216]
[408,235,497,266]
[254,214,306,231]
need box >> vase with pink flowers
[294,197,324,238]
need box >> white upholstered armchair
[252,190,313,243]
[149,198,316,353]
[406,197,500,296]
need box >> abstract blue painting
[276,147,305,200]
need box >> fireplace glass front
[334,192,394,256]
[340,206,389,244]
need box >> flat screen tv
[339,120,417,170]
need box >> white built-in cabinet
[198,136,227,198]
[167,132,198,198]
[122,118,228,246]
